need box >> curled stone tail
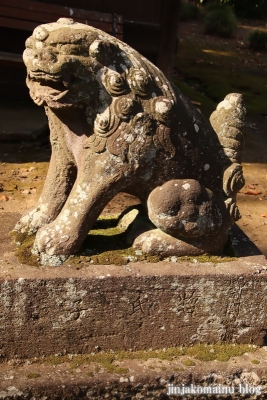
[210,93,246,164]
[210,93,247,222]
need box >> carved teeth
[29,71,62,82]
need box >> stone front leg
[15,144,76,234]
[33,153,124,265]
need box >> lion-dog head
[23,18,177,159]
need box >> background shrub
[228,0,267,20]
[203,3,237,37]
[248,30,267,51]
[180,1,202,21]
[200,0,267,20]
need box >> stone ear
[89,40,119,64]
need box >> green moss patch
[12,213,237,267]
[182,358,196,366]
[11,231,39,267]
[185,343,255,362]
[33,343,256,374]
[26,372,41,379]
[69,215,163,266]
[43,353,128,374]
[11,211,237,267]
[175,255,237,264]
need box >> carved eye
[127,68,152,97]
[102,70,127,96]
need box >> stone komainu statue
[15,18,246,265]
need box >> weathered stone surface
[1,214,267,360]
[1,213,267,398]
[13,18,247,265]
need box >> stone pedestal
[1,212,267,399]
[1,213,267,360]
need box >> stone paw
[15,205,51,234]
[133,228,228,257]
[34,223,75,258]
[32,243,68,266]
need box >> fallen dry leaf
[191,100,201,106]
[0,195,9,201]
[243,190,262,195]
[261,214,267,218]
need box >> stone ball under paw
[148,179,226,238]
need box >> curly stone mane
[24,19,177,161]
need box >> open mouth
[27,70,73,105]
[29,70,71,91]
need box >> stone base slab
[0,213,267,360]
[1,255,267,359]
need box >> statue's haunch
[15,18,246,265]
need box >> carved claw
[15,206,51,234]
[34,223,72,257]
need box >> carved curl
[223,163,244,197]
[112,95,140,120]
[150,96,174,125]
[127,68,152,97]
[102,70,128,96]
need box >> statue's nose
[37,50,57,63]
[29,49,57,69]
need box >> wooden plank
[0,51,22,63]
[124,20,160,30]
[0,5,70,23]
[0,0,123,71]
[0,4,122,34]
[0,16,38,31]
[0,16,122,35]
[0,0,118,24]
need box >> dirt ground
[0,19,266,257]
